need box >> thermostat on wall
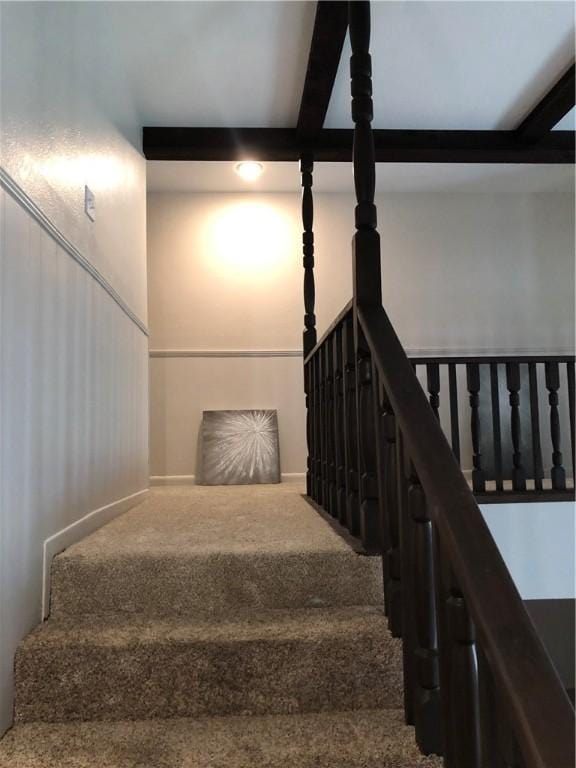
[84,185,96,221]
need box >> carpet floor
[0,483,442,767]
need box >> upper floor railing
[305,301,575,508]
[300,3,574,766]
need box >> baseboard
[150,473,306,486]
[150,475,196,486]
[42,488,149,618]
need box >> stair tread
[55,485,363,560]
[15,607,404,723]
[50,486,382,616]
[0,709,442,768]
[21,606,390,648]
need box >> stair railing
[301,2,575,765]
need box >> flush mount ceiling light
[235,161,264,182]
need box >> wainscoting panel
[0,186,149,734]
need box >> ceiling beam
[516,63,575,143]
[296,1,348,141]
[143,127,575,164]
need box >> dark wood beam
[516,63,575,143]
[296,1,348,141]
[143,127,575,164]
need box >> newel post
[349,0,382,552]
[301,155,316,498]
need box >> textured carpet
[1,483,441,767]
[0,710,441,768]
[51,485,383,616]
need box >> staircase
[0,484,441,767]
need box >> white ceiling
[325,1,575,130]
[147,161,574,194]
[99,1,315,128]
[85,1,573,131]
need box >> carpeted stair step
[0,709,442,768]
[49,486,383,617]
[50,549,383,617]
[15,607,403,724]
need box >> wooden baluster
[477,646,519,768]
[545,362,566,490]
[446,586,481,768]
[309,355,316,501]
[315,352,324,505]
[427,363,440,421]
[382,385,402,635]
[333,327,346,523]
[322,344,331,511]
[343,316,360,534]
[567,361,575,478]
[490,364,504,492]
[466,364,485,492]
[477,645,500,768]
[355,327,381,552]
[300,155,316,358]
[397,430,415,724]
[304,361,313,498]
[528,363,544,491]
[506,363,526,491]
[301,155,316,499]
[408,465,442,755]
[448,363,461,463]
[371,361,387,549]
[325,339,337,516]
[433,535,452,765]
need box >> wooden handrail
[303,299,353,365]
[358,302,574,768]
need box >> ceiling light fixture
[235,161,264,182]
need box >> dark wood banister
[301,3,576,763]
[301,2,574,765]
[358,303,574,768]
[306,299,575,367]
[304,299,353,365]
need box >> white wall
[0,3,149,734]
[148,188,574,479]
[481,502,575,601]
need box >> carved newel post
[349,0,383,552]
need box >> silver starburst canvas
[201,410,280,485]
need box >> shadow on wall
[195,428,204,485]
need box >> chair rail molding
[149,349,304,358]
[0,166,149,337]
[149,347,575,359]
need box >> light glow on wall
[36,153,131,191]
[204,201,295,282]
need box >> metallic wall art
[201,410,280,485]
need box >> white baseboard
[150,473,306,486]
[150,475,196,486]
[42,488,148,618]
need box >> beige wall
[148,188,574,480]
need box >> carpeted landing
[0,483,441,767]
